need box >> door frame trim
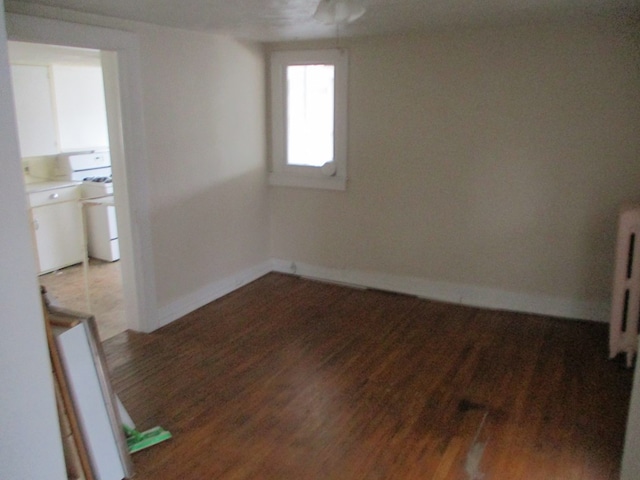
[6,13,158,332]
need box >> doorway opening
[9,41,127,340]
[7,13,158,335]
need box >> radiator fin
[610,205,640,366]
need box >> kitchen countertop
[25,179,81,194]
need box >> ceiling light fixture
[313,0,366,25]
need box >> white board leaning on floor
[55,318,131,480]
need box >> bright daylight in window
[269,49,348,190]
[286,64,334,168]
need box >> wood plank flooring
[40,259,125,340]
[103,273,634,479]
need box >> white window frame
[269,49,348,191]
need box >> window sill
[268,172,346,191]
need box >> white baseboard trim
[271,259,610,323]
[156,261,272,329]
[156,259,610,330]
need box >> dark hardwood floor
[103,273,634,479]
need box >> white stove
[82,176,114,198]
[56,151,120,262]
[56,150,112,181]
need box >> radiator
[610,205,640,367]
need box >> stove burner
[83,176,113,184]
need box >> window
[269,49,348,190]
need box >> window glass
[269,49,348,191]
[286,64,335,168]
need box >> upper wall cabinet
[51,65,109,152]
[11,65,58,157]
[10,64,109,157]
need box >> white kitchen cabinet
[52,65,109,151]
[10,63,109,156]
[28,183,84,274]
[10,65,58,157]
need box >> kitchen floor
[39,258,126,341]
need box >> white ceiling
[7,0,640,42]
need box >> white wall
[0,3,66,478]
[269,18,640,321]
[138,27,269,314]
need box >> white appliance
[56,151,120,262]
[56,150,112,181]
